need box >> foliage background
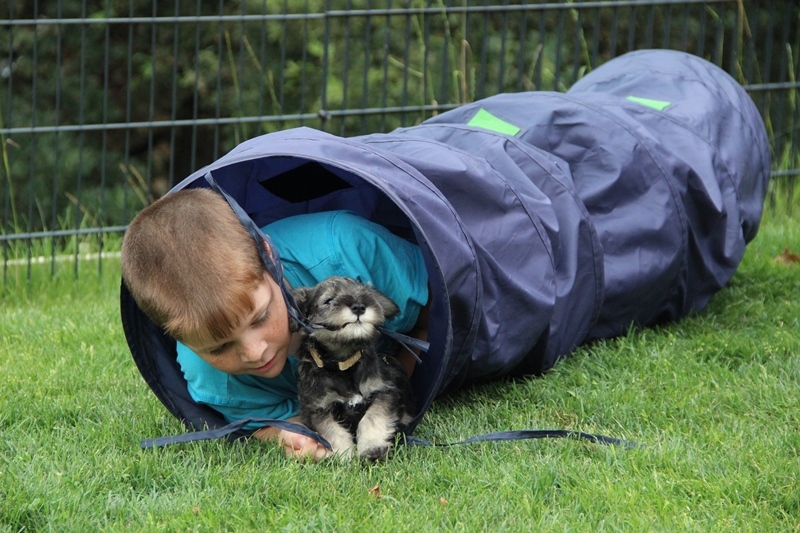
[2,0,798,263]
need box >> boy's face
[186,273,298,378]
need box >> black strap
[141,418,332,450]
[203,172,314,333]
[404,430,639,448]
[378,326,428,363]
[141,419,638,450]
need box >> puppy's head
[292,276,399,355]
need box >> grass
[1,210,799,532]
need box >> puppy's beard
[313,323,379,355]
[326,307,382,330]
[336,320,377,338]
[313,309,382,344]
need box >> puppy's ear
[375,292,400,320]
[291,286,313,318]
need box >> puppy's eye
[323,298,334,306]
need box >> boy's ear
[262,240,275,261]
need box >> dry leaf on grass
[369,484,382,498]
[774,247,800,265]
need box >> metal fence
[2,0,799,285]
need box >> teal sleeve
[176,343,300,431]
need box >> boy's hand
[252,419,331,462]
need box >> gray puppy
[291,276,414,461]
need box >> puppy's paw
[332,445,356,462]
[358,442,392,462]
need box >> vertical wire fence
[1,0,798,288]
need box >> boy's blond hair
[121,188,268,346]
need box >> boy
[121,187,429,461]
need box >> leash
[141,418,638,450]
[141,418,332,450]
[204,172,318,334]
[404,430,639,449]
[378,327,427,363]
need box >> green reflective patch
[626,95,671,111]
[467,108,521,135]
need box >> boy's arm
[252,416,331,461]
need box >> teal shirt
[176,210,428,429]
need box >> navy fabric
[121,50,769,438]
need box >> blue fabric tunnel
[121,50,770,441]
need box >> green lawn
[1,210,798,532]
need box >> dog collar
[308,346,362,371]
